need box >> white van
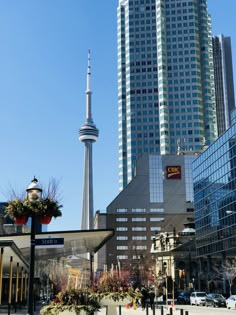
[190,292,207,306]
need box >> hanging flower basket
[5,198,62,220]
[39,216,52,224]
[14,216,28,225]
[4,179,62,225]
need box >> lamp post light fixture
[226,210,234,214]
[26,177,42,315]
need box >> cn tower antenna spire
[86,49,93,123]
[87,49,91,92]
[79,50,99,230]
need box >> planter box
[100,297,132,306]
[58,310,87,315]
[100,297,132,315]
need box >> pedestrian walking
[140,285,148,310]
[149,288,155,310]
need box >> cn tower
[79,50,99,230]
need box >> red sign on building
[166,166,181,179]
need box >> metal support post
[27,216,36,315]
[90,253,94,287]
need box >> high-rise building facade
[193,111,236,257]
[117,0,217,190]
[97,153,195,272]
[212,35,235,136]
[193,110,236,258]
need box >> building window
[149,155,164,202]
[132,208,146,213]
[132,218,146,222]
[132,236,147,240]
[117,246,128,250]
[187,208,194,212]
[132,227,147,231]
[132,245,147,250]
[117,255,128,260]
[150,227,161,231]
[150,217,164,222]
[116,218,128,222]
[185,155,194,202]
[117,227,128,231]
[117,236,128,240]
[117,208,128,213]
[150,208,164,212]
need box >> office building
[96,153,196,274]
[193,111,236,259]
[151,227,197,291]
[117,0,217,190]
[212,35,235,136]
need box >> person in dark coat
[149,288,155,309]
[141,285,148,310]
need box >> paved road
[98,305,236,315]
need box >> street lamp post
[192,278,195,291]
[26,178,42,315]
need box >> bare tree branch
[214,259,236,295]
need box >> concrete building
[96,153,197,278]
[79,51,99,230]
[151,225,197,294]
[212,35,235,136]
[117,0,217,190]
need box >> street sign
[35,237,64,248]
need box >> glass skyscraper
[193,113,236,258]
[117,0,217,190]
[212,35,235,136]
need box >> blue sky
[0,0,235,231]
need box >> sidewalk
[98,306,173,315]
[0,303,41,315]
[0,304,186,315]
[98,305,191,315]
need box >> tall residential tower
[79,51,99,230]
[212,35,235,136]
[117,0,217,190]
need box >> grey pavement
[98,305,236,315]
[0,305,174,315]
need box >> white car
[226,295,236,309]
[190,292,207,306]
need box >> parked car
[176,292,190,304]
[190,291,207,306]
[226,295,236,309]
[205,293,226,307]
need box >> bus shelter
[0,229,114,305]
